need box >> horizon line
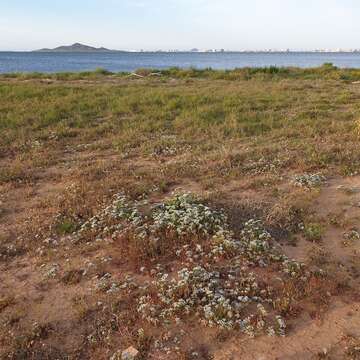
[2,49,360,53]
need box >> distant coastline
[28,42,360,54]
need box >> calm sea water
[1,52,360,73]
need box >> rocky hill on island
[34,43,118,52]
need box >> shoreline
[2,53,360,73]
[1,64,360,79]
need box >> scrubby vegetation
[1,68,360,359]
[3,63,360,82]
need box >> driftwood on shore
[127,72,162,78]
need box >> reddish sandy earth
[1,148,360,360]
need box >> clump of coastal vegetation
[293,173,326,188]
[52,192,311,337]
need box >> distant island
[34,43,120,52]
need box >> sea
[1,51,360,73]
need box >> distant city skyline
[1,0,359,51]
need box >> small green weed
[303,223,324,242]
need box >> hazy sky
[1,0,359,51]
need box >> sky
[1,0,359,51]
